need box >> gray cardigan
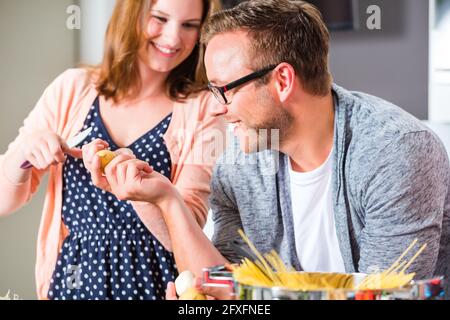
[209,84,450,297]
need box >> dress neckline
[93,96,172,149]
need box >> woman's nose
[161,22,182,47]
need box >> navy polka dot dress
[48,97,177,300]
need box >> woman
[0,0,224,300]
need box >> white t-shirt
[288,148,346,273]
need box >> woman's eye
[152,16,167,23]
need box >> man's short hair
[202,0,332,96]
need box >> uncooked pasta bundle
[357,238,427,290]
[233,229,426,292]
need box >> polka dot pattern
[48,97,176,300]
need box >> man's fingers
[105,154,136,175]
[142,163,153,174]
[115,161,128,185]
[115,148,134,156]
[126,160,153,180]
[104,154,135,187]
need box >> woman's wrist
[3,146,32,184]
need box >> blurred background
[0,0,449,299]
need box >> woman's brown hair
[91,0,221,103]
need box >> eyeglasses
[208,65,277,105]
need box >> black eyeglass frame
[207,65,277,105]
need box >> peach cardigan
[0,69,226,299]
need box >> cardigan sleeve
[0,69,87,216]
[171,92,227,227]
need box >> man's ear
[273,63,296,103]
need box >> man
[96,0,450,298]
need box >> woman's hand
[165,278,236,300]
[20,130,82,170]
[82,139,111,191]
[165,282,178,300]
[82,139,136,193]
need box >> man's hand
[82,141,141,194]
[99,155,175,207]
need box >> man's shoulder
[334,84,442,156]
[334,85,450,189]
[334,84,428,139]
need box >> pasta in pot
[233,229,427,292]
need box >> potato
[174,270,206,300]
[96,150,116,173]
[175,270,195,296]
[179,287,207,300]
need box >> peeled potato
[174,270,206,300]
[179,287,207,300]
[96,150,116,173]
[175,270,195,296]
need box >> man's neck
[281,92,335,173]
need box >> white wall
[79,0,116,64]
[429,0,450,122]
[0,0,77,300]
[330,0,429,120]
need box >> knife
[20,127,93,169]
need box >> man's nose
[208,100,229,117]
